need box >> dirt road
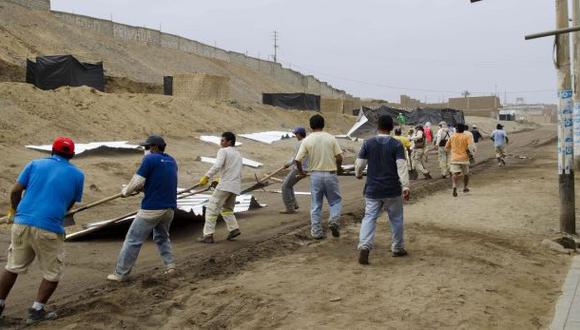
[0,124,569,329]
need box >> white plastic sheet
[239,131,294,144]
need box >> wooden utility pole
[573,0,580,170]
[556,0,576,235]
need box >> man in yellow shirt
[295,114,343,239]
[444,124,475,197]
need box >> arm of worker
[70,172,85,208]
[444,138,451,153]
[355,141,368,179]
[121,174,146,197]
[294,142,308,176]
[205,148,226,179]
[467,141,476,156]
[395,143,410,200]
[8,183,25,222]
[334,138,344,174]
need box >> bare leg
[0,270,18,300]
[452,173,459,197]
[463,175,469,189]
[35,279,58,304]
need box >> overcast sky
[52,0,558,104]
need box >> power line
[287,62,555,96]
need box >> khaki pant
[412,148,430,175]
[438,148,450,176]
[203,190,240,237]
[450,162,470,175]
[495,146,506,159]
[5,224,65,282]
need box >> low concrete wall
[3,0,49,10]
[47,8,350,98]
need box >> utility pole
[573,0,580,170]
[272,31,279,63]
[556,0,576,235]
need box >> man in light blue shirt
[0,137,84,324]
[491,124,509,167]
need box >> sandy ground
[0,123,569,329]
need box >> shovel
[65,182,217,241]
[240,166,286,195]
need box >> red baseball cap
[52,137,75,155]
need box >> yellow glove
[199,176,209,186]
[6,208,15,224]
[214,177,220,183]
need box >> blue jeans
[358,196,404,252]
[310,171,342,238]
[114,210,175,277]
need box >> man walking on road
[108,135,178,282]
[411,125,432,179]
[471,125,482,143]
[295,114,343,239]
[280,127,308,214]
[198,132,243,243]
[355,115,410,265]
[434,121,451,178]
[0,137,84,324]
[445,124,476,197]
[491,124,509,167]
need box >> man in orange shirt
[445,124,476,197]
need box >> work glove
[199,176,209,186]
[6,208,15,224]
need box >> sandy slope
[0,2,344,102]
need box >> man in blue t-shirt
[355,115,410,265]
[491,124,509,167]
[108,135,178,282]
[0,137,84,324]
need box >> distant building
[448,96,501,118]
[501,102,557,124]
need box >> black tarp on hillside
[406,108,465,127]
[262,93,320,111]
[26,55,105,91]
[163,76,173,96]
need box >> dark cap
[140,135,166,147]
[292,126,306,136]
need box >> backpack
[438,131,450,147]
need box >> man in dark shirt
[107,135,178,281]
[355,115,410,265]
[471,125,483,143]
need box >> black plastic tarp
[406,108,465,127]
[262,93,320,111]
[347,106,465,138]
[163,76,173,96]
[26,55,105,91]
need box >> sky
[51,0,559,104]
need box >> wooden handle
[67,193,124,216]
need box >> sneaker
[463,187,470,193]
[198,235,215,244]
[26,307,57,325]
[358,249,370,265]
[452,188,458,197]
[163,263,176,275]
[392,249,408,257]
[106,273,128,282]
[226,229,241,241]
[424,173,432,180]
[329,223,340,238]
[279,209,296,214]
[294,205,299,210]
[312,234,326,240]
